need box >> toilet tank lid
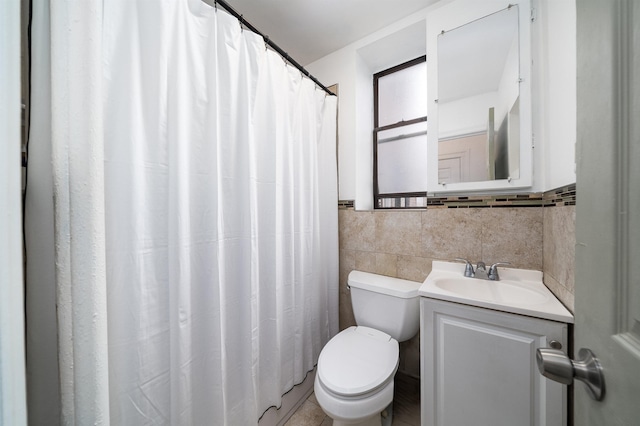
[348,271,421,299]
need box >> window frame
[373,55,428,209]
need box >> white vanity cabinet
[420,298,569,426]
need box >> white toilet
[314,270,421,426]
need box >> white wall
[307,49,359,203]
[439,92,498,139]
[496,34,520,126]
[439,21,519,154]
[307,0,576,206]
[307,11,432,210]
[536,0,577,189]
[0,0,28,424]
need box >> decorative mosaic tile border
[377,197,427,209]
[426,192,545,209]
[340,183,576,210]
[542,183,576,206]
[338,200,355,209]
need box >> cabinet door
[421,298,568,426]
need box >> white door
[438,155,463,184]
[572,0,640,423]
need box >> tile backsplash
[337,187,576,377]
[542,206,576,312]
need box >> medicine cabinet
[426,0,532,194]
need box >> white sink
[432,277,551,305]
[419,261,574,323]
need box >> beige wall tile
[353,251,398,278]
[337,205,576,379]
[422,208,482,261]
[375,211,422,256]
[480,207,543,270]
[374,252,398,277]
[543,206,576,294]
[399,334,421,377]
[397,255,433,282]
[339,249,356,331]
[339,285,356,331]
[543,274,575,313]
[354,250,377,274]
[339,249,355,289]
[339,209,375,251]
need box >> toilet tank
[348,271,421,342]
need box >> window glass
[376,121,427,194]
[377,61,427,128]
[374,57,427,208]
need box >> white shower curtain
[29,0,338,424]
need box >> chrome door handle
[536,347,605,401]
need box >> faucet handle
[454,258,475,278]
[488,262,511,280]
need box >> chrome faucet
[474,261,488,280]
[455,259,510,281]
[454,258,475,278]
[488,262,511,281]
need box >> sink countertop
[419,261,574,323]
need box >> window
[373,56,427,208]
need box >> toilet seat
[317,326,399,397]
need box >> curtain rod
[212,0,336,97]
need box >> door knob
[536,347,605,401]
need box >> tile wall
[542,206,576,312]
[338,197,576,377]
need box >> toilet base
[330,413,380,426]
[326,402,393,426]
[314,376,395,425]
[381,402,393,426]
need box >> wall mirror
[427,0,532,194]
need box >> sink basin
[433,277,550,305]
[419,261,573,323]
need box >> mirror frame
[427,0,532,194]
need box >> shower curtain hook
[240,15,244,31]
[264,35,269,51]
[214,0,217,11]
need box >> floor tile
[392,373,420,425]
[289,373,421,426]
[285,398,327,426]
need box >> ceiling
[222,0,439,66]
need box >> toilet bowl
[314,271,421,425]
[315,326,398,425]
